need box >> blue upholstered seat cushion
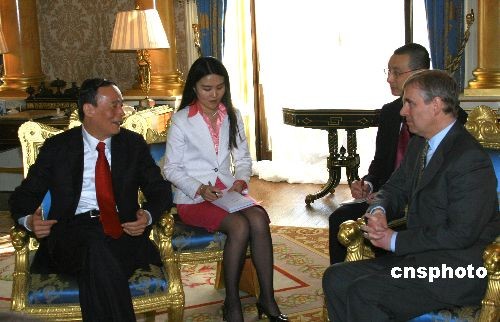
[172,220,226,252]
[409,305,481,322]
[27,264,168,305]
[486,149,500,207]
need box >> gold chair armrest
[10,225,31,311]
[338,212,407,263]
[338,218,375,262]
[153,210,184,296]
[479,237,500,322]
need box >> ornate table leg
[305,129,341,205]
[345,129,360,184]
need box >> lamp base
[138,97,155,110]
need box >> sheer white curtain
[184,0,199,68]
[223,0,256,157]
[225,0,427,184]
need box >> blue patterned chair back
[485,149,500,208]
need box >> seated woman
[164,56,287,322]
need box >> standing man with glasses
[9,78,173,321]
[327,43,468,264]
[323,69,499,321]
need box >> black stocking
[218,214,250,322]
[242,206,281,316]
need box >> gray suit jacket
[370,121,500,304]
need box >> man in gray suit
[323,70,500,321]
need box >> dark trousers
[38,214,154,322]
[322,255,450,322]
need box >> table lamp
[110,8,169,109]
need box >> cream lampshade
[110,8,169,108]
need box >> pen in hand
[208,181,220,198]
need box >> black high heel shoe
[256,302,289,321]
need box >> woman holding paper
[164,57,287,322]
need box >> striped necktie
[416,141,429,185]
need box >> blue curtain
[425,0,465,89]
[196,0,227,59]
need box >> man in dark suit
[9,78,172,321]
[323,70,500,321]
[328,43,468,264]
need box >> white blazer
[164,107,252,204]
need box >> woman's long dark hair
[179,56,240,149]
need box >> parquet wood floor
[248,177,350,228]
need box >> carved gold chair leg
[9,226,30,313]
[478,239,500,322]
[168,307,185,322]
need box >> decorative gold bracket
[445,9,475,74]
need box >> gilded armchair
[336,105,500,322]
[11,117,184,321]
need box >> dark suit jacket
[371,122,500,305]
[9,126,173,272]
[364,98,468,192]
[364,98,403,191]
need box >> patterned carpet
[0,211,329,321]
[179,226,329,321]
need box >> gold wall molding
[0,0,46,97]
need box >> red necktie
[394,121,410,169]
[95,142,123,238]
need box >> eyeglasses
[384,68,419,78]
